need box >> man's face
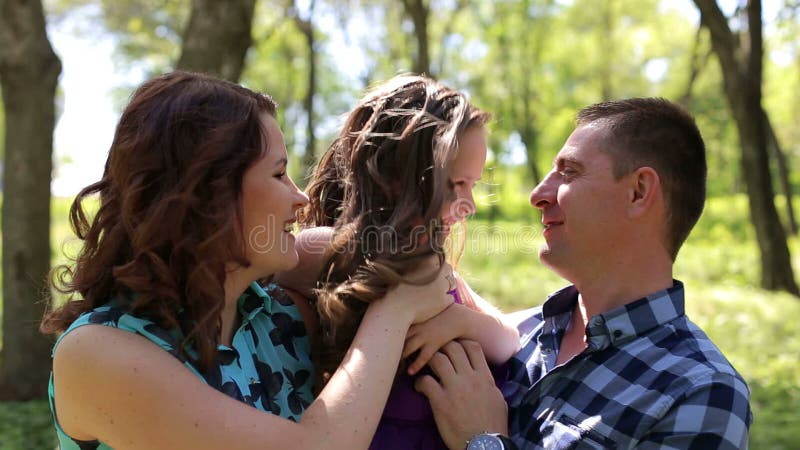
[529,122,631,281]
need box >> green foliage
[47,0,188,76]
[44,0,799,198]
[0,400,56,450]
[242,1,360,184]
[764,6,800,193]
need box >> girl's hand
[403,303,471,375]
[404,275,521,373]
[377,258,454,325]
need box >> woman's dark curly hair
[41,71,277,373]
[302,75,490,380]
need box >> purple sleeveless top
[369,289,508,450]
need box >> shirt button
[613,330,623,339]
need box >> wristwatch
[466,433,518,450]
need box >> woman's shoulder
[54,304,186,363]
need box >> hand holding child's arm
[403,303,471,375]
[403,277,520,375]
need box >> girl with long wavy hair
[40,71,453,450]
[277,75,520,449]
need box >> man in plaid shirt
[417,98,752,449]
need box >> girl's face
[240,114,309,277]
[440,126,488,233]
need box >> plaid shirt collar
[506,279,752,449]
[541,280,686,353]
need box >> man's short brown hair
[577,98,707,260]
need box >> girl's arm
[403,275,520,375]
[53,265,452,450]
[273,227,333,298]
[272,227,335,339]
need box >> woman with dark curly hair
[41,71,452,450]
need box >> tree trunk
[401,0,431,76]
[679,24,713,107]
[0,0,62,400]
[177,0,257,82]
[288,0,317,174]
[435,0,468,76]
[519,0,543,186]
[763,110,798,235]
[520,99,540,186]
[694,0,799,295]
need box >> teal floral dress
[48,282,315,450]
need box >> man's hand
[414,340,509,450]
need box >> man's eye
[559,168,576,177]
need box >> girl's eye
[274,171,287,179]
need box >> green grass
[0,400,54,450]
[2,194,800,449]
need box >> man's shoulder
[506,306,545,332]
[642,317,754,436]
[676,317,750,387]
[621,314,751,410]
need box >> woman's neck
[220,268,256,346]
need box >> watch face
[467,434,504,450]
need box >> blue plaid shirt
[503,281,752,449]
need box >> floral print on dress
[48,282,315,450]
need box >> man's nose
[530,171,557,209]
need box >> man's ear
[627,167,661,218]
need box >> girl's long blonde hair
[302,75,490,380]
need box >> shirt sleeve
[637,372,752,449]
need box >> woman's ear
[627,166,661,218]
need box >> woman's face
[440,126,488,233]
[240,114,309,277]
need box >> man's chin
[538,245,553,262]
[539,248,567,273]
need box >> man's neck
[556,269,673,367]
[573,265,673,322]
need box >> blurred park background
[1,0,799,448]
